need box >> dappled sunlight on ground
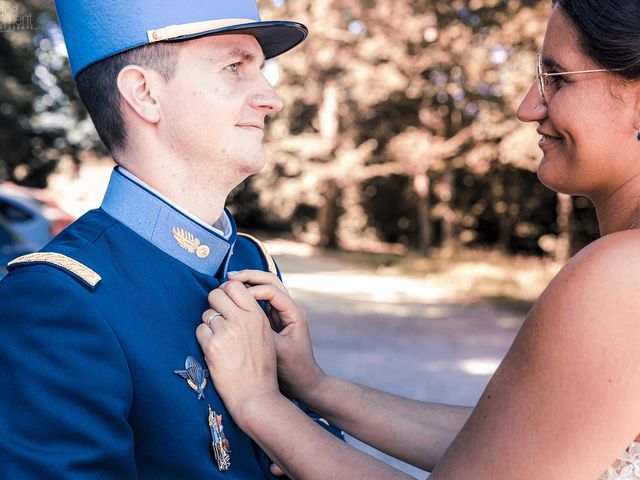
[268,241,531,477]
[458,358,502,376]
[282,271,454,305]
[266,238,560,306]
[260,238,319,257]
[414,357,502,376]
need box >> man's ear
[116,65,161,124]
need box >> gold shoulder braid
[237,233,277,276]
[8,252,102,287]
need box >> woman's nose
[517,82,547,123]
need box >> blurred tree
[256,0,569,254]
[0,0,96,187]
[0,0,599,258]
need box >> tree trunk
[316,81,340,248]
[555,193,572,262]
[440,169,456,252]
[318,81,339,144]
[318,179,340,248]
[414,171,432,255]
[498,211,511,252]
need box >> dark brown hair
[553,0,640,81]
[75,42,182,153]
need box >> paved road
[272,244,525,478]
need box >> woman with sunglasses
[196,1,640,478]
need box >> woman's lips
[537,128,562,151]
[538,135,562,150]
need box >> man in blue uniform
[0,2,339,478]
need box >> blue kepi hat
[54,0,308,79]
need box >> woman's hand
[227,270,329,404]
[196,280,280,425]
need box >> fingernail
[227,271,239,277]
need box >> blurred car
[0,184,76,277]
[0,218,34,279]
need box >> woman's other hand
[227,270,328,404]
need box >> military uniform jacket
[0,168,332,479]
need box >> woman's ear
[629,81,640,142]
[116,65,162,124]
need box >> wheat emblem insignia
[172,227,201,254]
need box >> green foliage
[0,0,599,256]
[239,0,598,256]
[0,0,97,186]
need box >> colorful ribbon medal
[208,404,231,471]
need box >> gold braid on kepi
[8,252,102,288]
[237,233,277,276]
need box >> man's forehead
[190,34,265,63]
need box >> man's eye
[226,62,241,73]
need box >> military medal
[174,356,209,399]
[208,404,231,471]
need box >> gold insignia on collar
[172,227,200,253]
[172,227,210,260]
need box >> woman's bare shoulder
[432,231,640,479]
[537,230,640,321]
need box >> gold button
[196,245,210,259]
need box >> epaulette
[237,233,278,276]
[7,252,102,289]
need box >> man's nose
[250,76,284,115]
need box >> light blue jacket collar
[100,167,236,277]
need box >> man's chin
[241,152,268,175]
[247,149,267,173]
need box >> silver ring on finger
[207,311,224,330]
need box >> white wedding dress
[600,442,640,479]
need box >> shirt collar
[100,167,236,277]
[117,167,232,239]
